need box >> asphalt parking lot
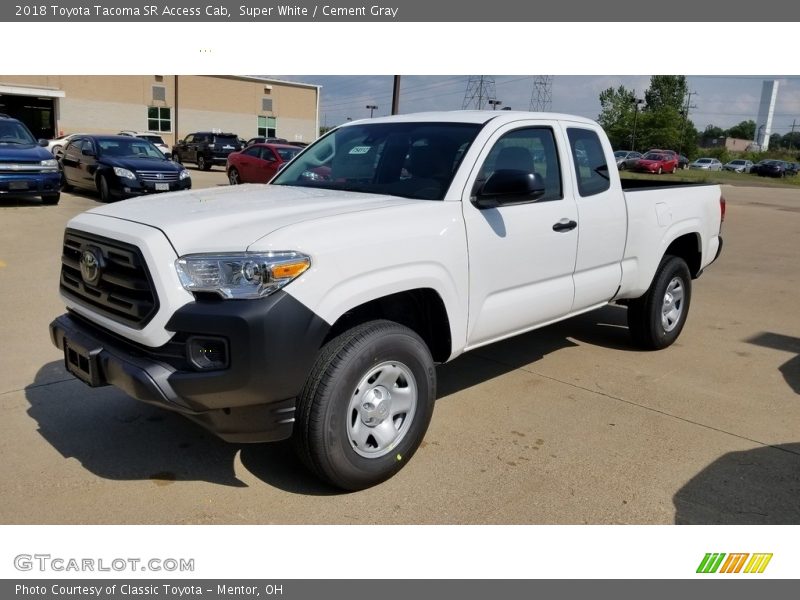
[0,169,798,524]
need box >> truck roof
[343,110,598,127]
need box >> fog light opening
[187,336,229,371]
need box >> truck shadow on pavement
[673,443,800,524]
[25,305,638,497]
[438,304,638,399]
[747,332,800,395]
[25,361,339,496]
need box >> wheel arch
[663,232,702,278]
[322,288,452,363]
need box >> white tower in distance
[754,80,779,150]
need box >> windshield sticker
[349,146,371,155]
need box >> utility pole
[678,90,698,156]
[630,94,644,152]
[391,76,401,115]
[791,119,797,150]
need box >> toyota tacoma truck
[50,111,724,490]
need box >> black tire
[197,155,210,171]
[618,163,626,171]
[98,175,112,203]
[228,167,240,185]
[61,177,73,193]
[293,320,436,491]
[41,193,60,205]
[627,255,692,350]
[173,152,181,165]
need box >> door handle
[552,219,578,232]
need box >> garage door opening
[0,94,56,139]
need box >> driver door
[462,122,579,348]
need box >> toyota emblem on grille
[156,173,164,179]
[79,247,104,287]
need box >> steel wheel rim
[346,360,417,459]
[661,277,685,332]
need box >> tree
[597,85,637,149]
[700,124,725,146]
[725,120,756,141]
[644,76,688,112]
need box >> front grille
[60,230,159,329]
[0,161,51,172]
[137,170,180,183]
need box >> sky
[276,75,800,135]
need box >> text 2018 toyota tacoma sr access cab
[50,112,724,490]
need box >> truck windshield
[0,120,37,145]
[272,122,482,200]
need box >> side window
[242,147,260,157]
[259,148,276,162]
[184,134,194,144]
[80,139,95,154]
[476,127,562,201]
[567,128,610,197]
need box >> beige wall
[0,75,318,146]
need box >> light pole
[488,99,502,110]
[678,90,697,156]
[630,97,644,152]
[366,104,377,118]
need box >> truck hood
[0,143,54,162]
[86,184,418,254]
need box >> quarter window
[147,106,172,133]
[567,128,610,197]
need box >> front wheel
[627,255,692,350]
[657,167,662,175]
[97,175,112,203]
[41,193,60,205]
[228,167,240,185]
[293,320,436,490]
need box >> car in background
[613,150,642,170]
[172,131,242,170]
[119,130,171,158]
[678,155,689,170]
[47,133,87,160]
[751,159,787,178]
[783,161,799,176]
[722,159,753,173]
[631,151,678,174]
[245,136,289,147]
[226,143,302,185]
[61,134,191,202]
[0,113,61,204]
[689,158,723,171]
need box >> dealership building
[0,75,320,146]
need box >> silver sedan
[690,158,723,171]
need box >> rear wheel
[627,255,692,350]
[293,320,436,490]
[197,155,210,171]
[228,168,240,185]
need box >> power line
[462,76,497,110]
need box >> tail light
[720,196,726,222]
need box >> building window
[152,86,166,102]
[262,98,273,112]
[148,106,172,133]
[258,115,277,138]
[154,75,164,82]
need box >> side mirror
[474,170,546,208]
[81,149,96,157]
[38,139,49,147]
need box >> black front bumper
[49,292,330,443]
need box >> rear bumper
[49,292,330,443]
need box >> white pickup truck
[50,111,724,490]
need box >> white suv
[118,131,171,158]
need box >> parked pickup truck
[50,111,724,490]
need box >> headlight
[179,169,190,180]
[40,159,58,168]
[113,167,136,180]
[175,252,311,299]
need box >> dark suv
[0,113,62,204]
[172,132,242,171]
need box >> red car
[632,151,678,175]
[226,143,302,184]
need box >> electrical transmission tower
[529,76,553,112]
[462,76,497,110]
